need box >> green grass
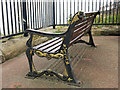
[54,26,65,33]
[55,26,64,29]
[55,30,63,33]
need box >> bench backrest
[61,11,100,49]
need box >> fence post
[53,0,55,29]
[23,0,28,36]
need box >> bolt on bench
[25,11,100,85]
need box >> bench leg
[63,54,78,84]
[26,48,33,72]
[88,30,96,47]
[26,48,37,78]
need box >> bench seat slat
[75,19,88,27]
[33,37,61,49]
[51,46,61,53]
[70,24,91,46]
[73,16,94,32]
[43,42,62,53]
[39,38,62,51]
[75,15,93,26]
[33,37,63,53]
[72,24,91,40]
[69,32,85,46]
[74,22,88,33]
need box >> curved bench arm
[85,11,100,17]
[25,28,66,37]
[25,28,67,47]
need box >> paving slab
[1,36,118,88]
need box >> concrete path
[2,36,118,88]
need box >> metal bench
[25,11,100,85]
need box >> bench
[25,11,100,85]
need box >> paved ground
[1,36,118,88]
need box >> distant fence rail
[0,0,120,39]
[0,0,53,39]
[26,0,54,29]
[0,0,24,39]
[54,0,120,26]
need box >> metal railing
[0,0,53,39]
[0,0,120,39]
[53,0,120,26]
[26,0,53,29]
[0,0,24,39]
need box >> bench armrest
[25,28,67,47]
[25,28,66,37]
[85,11,100,17]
